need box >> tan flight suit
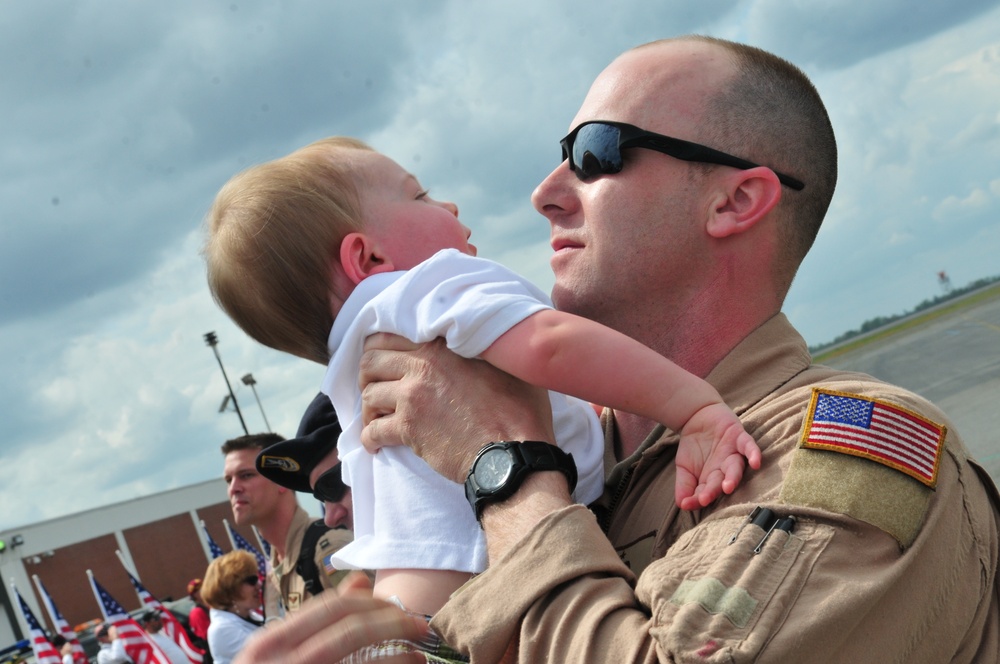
[433,314,1000,663]
[264,505,353,618]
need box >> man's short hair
[684,36,838,275]
[637,36,838,295]
[221,432,285,456]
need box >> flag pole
[85,570,110,621]
[115,550,138,578]
[222,518,238,551]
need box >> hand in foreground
[358,334,553,483]
[233,573,428,664]
[674,403,761,510]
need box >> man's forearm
[480,470,574,562]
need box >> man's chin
[550,282,585,316]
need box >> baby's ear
[339,232,394,284]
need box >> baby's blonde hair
[204,137,373,363]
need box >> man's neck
[608,314,770,461]
[254,500,298,562]
[614,411,660,461]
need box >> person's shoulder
[774,375,974,548]
[310,523,352,560]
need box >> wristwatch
[464,441,578,524]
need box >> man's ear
[339,232,395,285]
[706,167,782,239]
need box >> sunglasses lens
[313,464,346,504]
[571,123,623,180]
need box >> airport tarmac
[818,288,1000,484]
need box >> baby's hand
[674,403,760,510]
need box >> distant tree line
[809,273,1000,354]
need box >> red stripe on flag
[802,388,946,487]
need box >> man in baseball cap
[256,392,353,530]
[94,622,129,664]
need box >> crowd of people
[194,34,1000,663]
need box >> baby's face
[360,152,476,269]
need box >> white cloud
[932,187,993,222]
[4,0,1000,529]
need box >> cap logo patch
[259,455,301,473]
[801,388,946,487]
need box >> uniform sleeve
[433,440,999,663]
[314,528,355,590]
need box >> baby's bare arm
[481,309,722,431]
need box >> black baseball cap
[256,392,341,493]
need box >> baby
[204,137,760,616]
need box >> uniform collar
[704,312,812,415]
[609,313,811,467]
[272,505,313,574]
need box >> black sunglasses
[560,120,804,191]
[243,575,260,587]
[312,463,348,504]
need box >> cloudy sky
[2,0,998,532]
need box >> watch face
[476,447,514,491]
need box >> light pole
[204,331,249,435]
[241,373,272,433]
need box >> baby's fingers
[719,453,748,494]
[675,466,700,509]
[737,431,762,469]
[694,468,725,507]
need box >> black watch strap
[465,441,578,523]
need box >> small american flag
[801,388,946,487]
[124,568,204,663]
[87,571,170,664]
[32,575,88,664]
[227,521,268,580]
[12,585,61,664]
[200,520,226,559]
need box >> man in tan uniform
[222,429,352,619]
[229,36,1000,663]
[353,36,1000,662]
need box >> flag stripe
[808,423,937,474]
[126,568,204,663]
[13,587,62,664]
[89,574,171,664]
[802,388,945,487]
[33,576,88,662]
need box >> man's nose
[531,161,575,219]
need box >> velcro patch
[800,388,946,488]
[669,577,757,628]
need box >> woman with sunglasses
[201,551,263,664]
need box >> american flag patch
[323,553,338,577]
[801,388,946,487]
